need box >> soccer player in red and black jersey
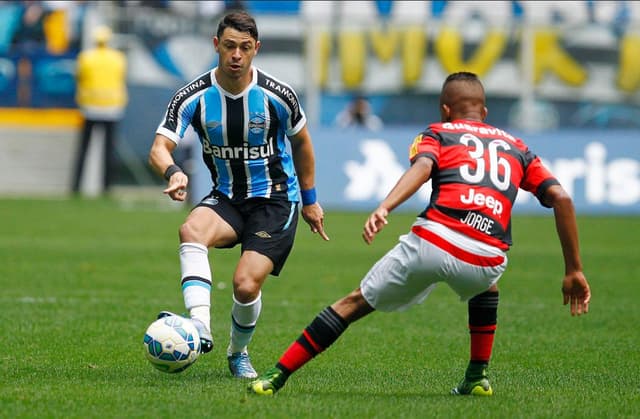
[248,72,591,396]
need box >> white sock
[179,242,212,331]
[228,292,262,355]
[190,306,210,332]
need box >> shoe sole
[232,372,258,379]
[451,385,493,396]
[470,385,493,396]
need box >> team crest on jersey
[409,134,422,159]
[248,113,266,134]
[206,120,221,130]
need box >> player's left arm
[542,184,591,316]
[290,125,329,241]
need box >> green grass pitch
[1,198,638,418]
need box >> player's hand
[362,206,389,245]
[301,202,329,241]
[163,171,189,202]
[561,271,591,316]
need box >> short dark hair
[440,71,485,106]
[442,71,482,89]
[216,11,259,40]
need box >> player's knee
[179,219,213,244]
[178,221,198,242]
[232,277,262,303]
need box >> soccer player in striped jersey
[248,72,591,396]
[148,11,329,379]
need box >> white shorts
[360,218,508,312]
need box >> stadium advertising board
[0,52,77,108]
[190,127,640,215]
[117,2,640,101]
[104,1,640,129]
[300,1,640,96]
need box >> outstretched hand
[163,172,189,202]
[362,206,389,244]
[301,202,329,241]
[562,271,591,316]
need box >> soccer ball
[143,315,201,373]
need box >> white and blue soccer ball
[143,315,201,373]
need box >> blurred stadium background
[1,0,639,214]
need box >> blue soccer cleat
[227,352,258,378]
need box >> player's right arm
[542,184,591,316]
[148,133,189,202]
[363,156,434,244]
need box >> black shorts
[195,190,299,276]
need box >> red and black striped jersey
[409,119,559,250]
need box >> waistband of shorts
[410,225,505,267]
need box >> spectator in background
[71,25,128,195]
[334,94,384,131]
[11,0,47,54]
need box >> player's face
[214,28,260,80]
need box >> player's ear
[254,39,261,54]
[213,36,220,52]
[482,106,488,120]
[440,104,451,122]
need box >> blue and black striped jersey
[156,67,307,203]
